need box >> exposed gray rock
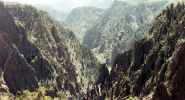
[83,0,167,63]
[65,7,104,43]
[6,3,99,94]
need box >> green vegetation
[126,96,138,100]
[16,4,39,17]
[15,20,25,29]
[15,86,67,100]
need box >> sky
[2,0,170,13]
[2,0,113,12]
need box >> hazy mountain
[83,0,168,63]
[64,7,104,42]
[35,5,68,22]
[169,0,185,4]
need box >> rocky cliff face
[0,2,99,96]
[7,4,100,94]
[93,3,185,99]
[65,7,104,43]
[2,0,185,99]
[83,0,167,63]
[0,2,55,94]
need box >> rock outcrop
[65,7,104,43]
[2,0,185,99]
[96,2,185,100]
[0,2,52,94]
[83,0,167,63]
[6,3,99,95]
